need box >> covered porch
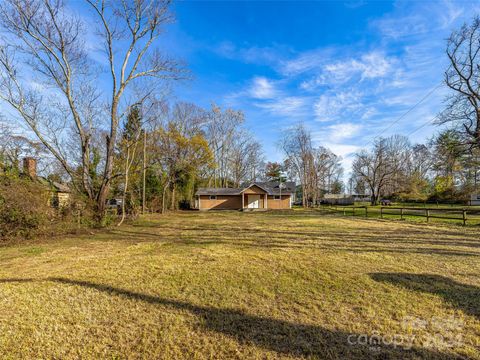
[241,184,268,210]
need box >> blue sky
[156,0,480,174]
[3,0,479,176]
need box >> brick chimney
[23,157,37,179]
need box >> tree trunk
[171,183,176,210]
[162,185,167,214]
[117,146,131,226]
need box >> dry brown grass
[0,210,479,359]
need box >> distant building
[322,194,354,205]
[469,194,480,206]
[22,157,71,208]
[195,182,295,210]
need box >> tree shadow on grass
[0,277,463,359]
[370,273,480,319]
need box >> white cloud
[216,0,478,176]
[313,91,364,122]
[213,41,288,66]
[249,77,278,99]
[323,51,395,84]
[311,123,362,153]
[439,0,464,29]
[322,143,360,159]
[279,47,337,76]
[298,51,395,92]
[255,96,309,117]
[327,123,362,142]
[371,14,429,39]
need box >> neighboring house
[195,182,295,210]
[23,157,71,208]
[469,194,480,206]
[322,193,354,206]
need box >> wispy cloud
[313,90,365,122]
[327,123,363,142]
[213,41,290,66]
[249,77,279,99]
[211,0,477,174]
[255,96,309,117]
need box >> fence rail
[327,205,480,226]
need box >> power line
[364,82,443,146]
[405,113,442,138]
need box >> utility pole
[279,171,285,200]
[142,130,146,215]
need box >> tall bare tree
[203,104,244,187]
[442,16,480,149]
[0,0,185,220]
[229,131,263,187]
[352,136,408,205]
[281,124,313,206]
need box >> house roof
[196,181,295,196]
[252,181,296,195]
[196,187,243,196]
[37,176,71,193]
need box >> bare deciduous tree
[203,104,244,188]
[281,124,313,206]
[229,131,264,187]
[281,124,343,206]
[442,16,480,149]
[352,135,409,205]
[0,0,185,221]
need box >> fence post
[426,209,430,223]
[380,207,383,219]
[365,206,368,218]
[463,209,467,226]
[352,207,355,216]
[400,208,404,220]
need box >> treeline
[0,0,479,232]
[112,102,265,216]
[351,16,480,205]
[350,132,480,205]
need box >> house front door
[247,195,260,209]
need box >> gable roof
[254,181,296,195]
[240,182,270,193]
[196,181,295,196]
[195,187,243,196]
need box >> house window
[209,195,217,200]
[274,195,280,200]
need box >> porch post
[265,194,268,209]
[242,193,244,210]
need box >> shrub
[0,177,52,238]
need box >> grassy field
[0,211,479,359]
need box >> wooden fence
[328,205,480,226]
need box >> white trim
[240,183,270,194]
